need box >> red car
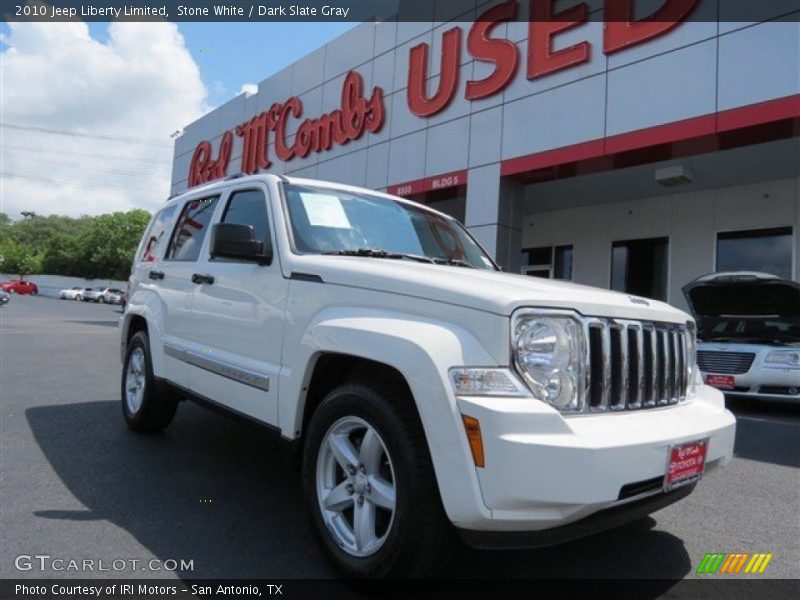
[0,280,38,295]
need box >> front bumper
[454,385,735,532]
[704,368,800,403]
[459,484,695,550]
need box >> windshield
[698,316,800,344]
[282,184,496,270]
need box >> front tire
[121,331,178,432]
[302,380,454,578]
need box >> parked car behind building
[684,272,800,403]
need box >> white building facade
[171,0,800,311]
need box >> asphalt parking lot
[1,296,798,584]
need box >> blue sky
[89,22,356,106]
[0,20,357,216]
[2,21,356,108]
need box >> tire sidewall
[121,331,158,428]
[302,385,426,579]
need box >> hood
[290,255,688,322]
[682,272,800,319]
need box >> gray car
[683,272,800,403]
[0,290,9,306]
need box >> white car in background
[60,286,91,300]
[81,287,109,302]
[100,288,126,305]
[683,272,800,403]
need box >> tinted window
[611,237,669,301]
[140,204,179,262]
[717,227,793,279]
[168,197,219,261]
[220,189,269,247]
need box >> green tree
[80,209,151,280]
[41,234,83,276]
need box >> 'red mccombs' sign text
[189,0,698,187]
[190,71,384,187]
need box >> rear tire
[302,379,454,579]
[121,331,178,432]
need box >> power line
[0,123,173,147]
[1,171,165,195]
[0,144,172,164]
[2,154,167,178]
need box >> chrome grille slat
[632,325,644,409]
[600,322,611,410]
[696,351,755,375]
[581,319,690,413]
[616,323,629,411]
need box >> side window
[218,188,269,251]
[167,196,219,261]
[139,204,178,262]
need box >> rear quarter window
[139,204,179,262]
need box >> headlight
[765,350,800,369]
[513,314,582,411]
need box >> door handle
[148,270,165,280]
[191,273,215,285]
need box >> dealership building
[171,0,800,311]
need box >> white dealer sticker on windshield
[300,193,351,229]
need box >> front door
[184,184,288,427]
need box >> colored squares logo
[697,553,773,574]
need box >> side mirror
[210,223,271,265]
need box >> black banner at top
[3,0,800,23]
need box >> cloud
[239,83,257,96]
[0,18,208,219]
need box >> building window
[521,245,573,280]
[716,227,793,279]
[611,237,669,301]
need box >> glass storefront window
[521,245,573,280]
[716,227,793,279]
[611,237,669,301]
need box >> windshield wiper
[431,257,476,268]
[324,248,434,263]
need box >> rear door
[183,183,287,426]
[154,195,220,387]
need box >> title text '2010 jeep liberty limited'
[121,174,735,578]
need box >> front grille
[759,385,800,396]
[584,319,691,412]
[618,476,663,500]
[697,351,755,375]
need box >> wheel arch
[280,309,496,526]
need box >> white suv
[120,174,736,578]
